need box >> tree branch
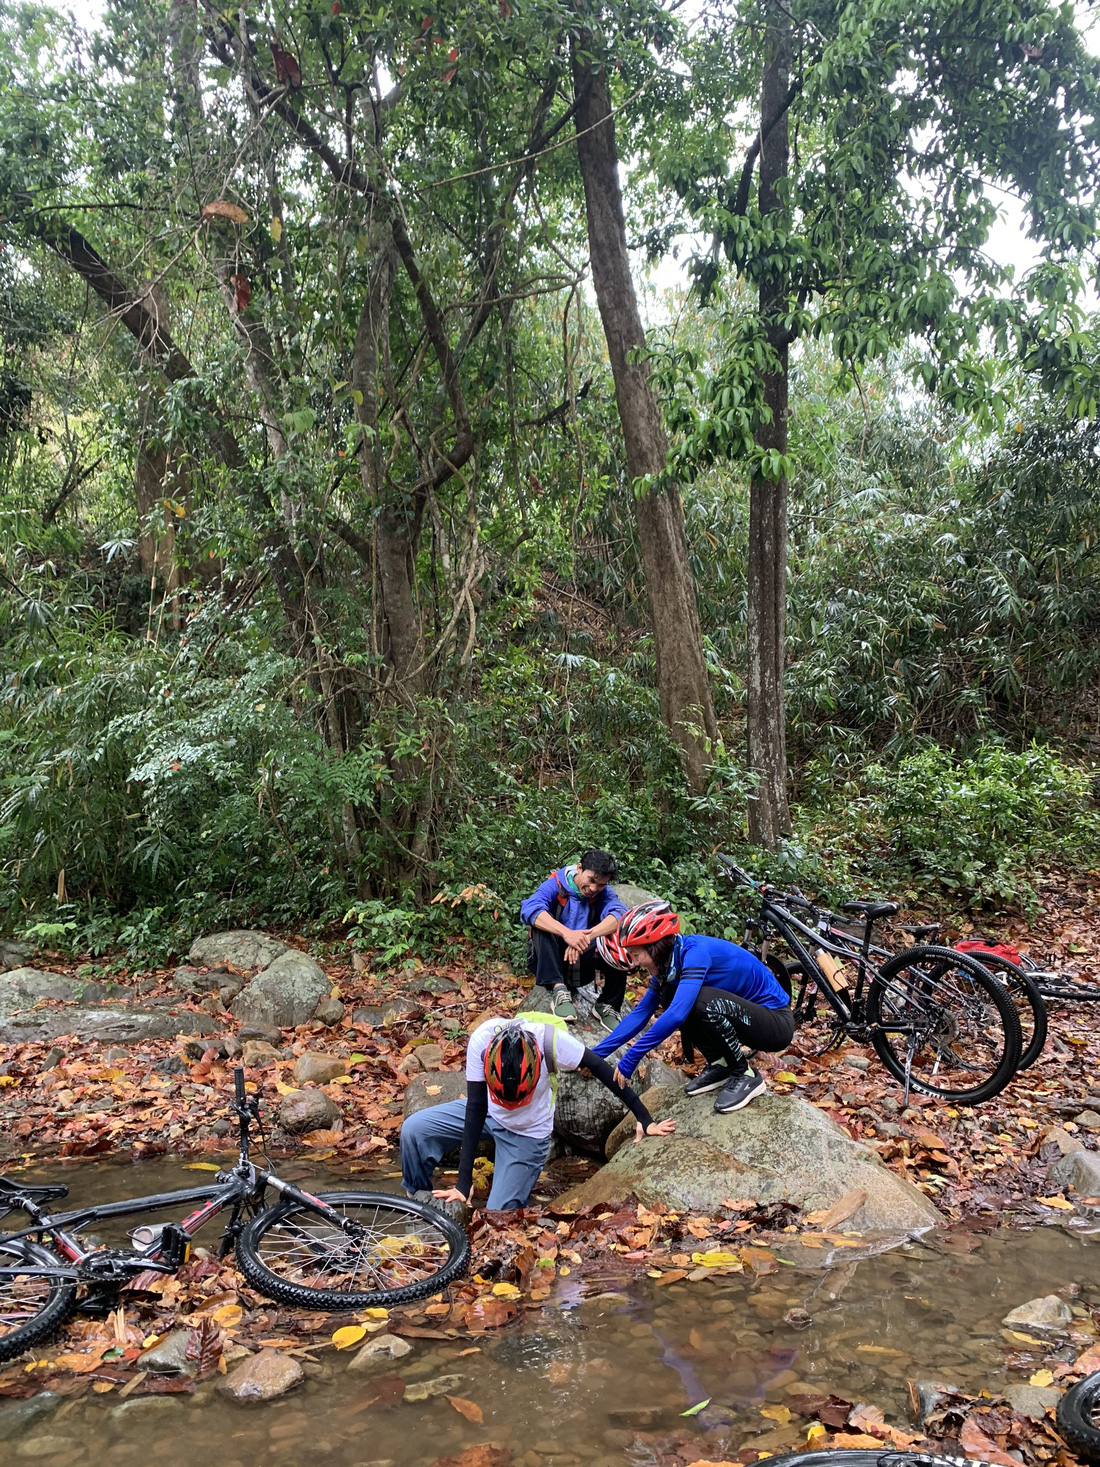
[733,78,802,217]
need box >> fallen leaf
[1030,1369,1055,1387]
[805,1188,867,1230]
[690,1251,741,1268]
[682,1398,711,1416]
[431,1447,511,1467]
[775,1072,799,1084]
[426,1085,443,1095]
[739,1246,778,1274]
[805,1424,827,1444]
[464,1298,517,1331]
[959,1416,1018,1466]
[92,1380,114,1393]
[761,1404,791,1424]
[653,1270,688,1286]
[832,1434,886,1449]
[1036,1195,1075,1210]
[447,1395,484,1424]
[182,1162,222,1171]
[332,1325,368,1349]
[210,1304,242,1327]
[491,1282,521,1300]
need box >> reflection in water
[1,1157,1099,1467]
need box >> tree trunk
[571,51,717,792]
[746,19,793,848]
[135,284,180,633]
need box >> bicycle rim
[0,1239,77,1363]
[236,1190,470,1309]
[869,945,1021,1104]
[963,952,1047,1070]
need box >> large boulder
[0,1005,219,1046]
[557,1084,942,1233]
[0,968,128,1018]
[231,951,330,1028]
[614,882,663,909]
[188,931,288,972]
[403,1069,468,1116]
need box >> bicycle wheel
[962,952,1047,1070]
[868,945,1021,1104]
[0,1238,77,1363]
[1058,1369,1100,1461]
[236,1191,470,1309]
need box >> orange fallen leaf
[959,1416,1018,1466]
[447,1395,484,1424]
[653,1269,688,1286]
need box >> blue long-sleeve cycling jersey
[592,932,788,1079]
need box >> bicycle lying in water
[718,856,1021,1105]
[0,1067,469,1362]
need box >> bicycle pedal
[158,1224,191,1269]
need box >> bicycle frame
[750,892,875,1026]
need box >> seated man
[401,1013,675,1211]
[519,849,627,1025]
[593,901,795,1114]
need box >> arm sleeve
[591,982,660,1059]
[619,977,705,1078]
[456,1081,489,1198]
[580,1048,654,1130]
[520,875,558,926]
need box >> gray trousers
[400,1098,551,1210]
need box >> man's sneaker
[714,1069,766,1114]
[684,1062,730,1096]
[551,987,577,1022]
[592,1001,619,1031]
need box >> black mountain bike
[0,1067,469,1363]
[718,857,1021,1105]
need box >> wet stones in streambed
[1002,1294,1073,1329]
[0,1393,61,1441]
[218,1347,305,1402]
[1003,1383,1064,1419]
[137,1327,198,1375]
[348,1333,413,1370]
[1050,1147,1100,1196]
[403,1373,464,1401]
[13,1433,81,1459]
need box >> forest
[3,0,1100,966]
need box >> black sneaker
[685,1062,730,1096]
[713,1069,766,1113]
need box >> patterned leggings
[678,984,795,1074]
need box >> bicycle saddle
[901,922,940,941]
[842,899,900,920]
[0,1177,68,1203]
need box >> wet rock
[606,1407,670,1429]
[404,1373,464,1402]
[218,1347,304,1402]
[231,951,330,1028]
[416,1043,445,1071]
[348,1334,413,1369]
[277,1087,340,1134]
[239,1022,282,1045]
[907,1380,960,1425]
[188,931,288,971]
[1078,1111,1100,1131]
[352,998,419,1028]
[314,997,345,1026]
[293,1052,346,1085]
[241,1040,281,1067]
[565,1085,942,1233]
[1003,1295,1073,1329]
[0,1394,61,1441]
[1049,1149,1100,1196]
[15,1434,79,1459]
[1004,1383,1063,1419]
[138,1327,197,1375]
[108,1396,181,1423]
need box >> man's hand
[570,929,593,956]
[432,1187,471,1205]
[634,1117,677,1143]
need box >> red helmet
[618,900,680,947]
[596,931,634,971]
[484,1025,542,1109]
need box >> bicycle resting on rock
[592,901,795,1115]
[401,1010,676,1212]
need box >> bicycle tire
[236,1190,470,1309]
[868,944,1021,1104]
[0,1239,77,1363]
[762,1452,974,1467]
[959,951,1047,1070]
[1057,1369,1100,1461]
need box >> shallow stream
[3,1155,1099,1467]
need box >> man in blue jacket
[520,849,627,1026]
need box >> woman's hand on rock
[635,1117,676,1143]
[613,1065,630,1089]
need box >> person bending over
[401,1013,675,1211]
[519,849,627,1026]
[593,901,795,1114]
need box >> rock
[1003,1295,1073,1330]
[844,1056,871,1072]
[0,1395,61,1441]
[407,974,461,995]
[241,1040,281,1067]
[1045,1127,1086,1157]
[1049,1149,1100,1196]
[1003,1383,1063,1419]
[564,1085,942,1233]
[314,997,345,1026]
[223,1035,243,1060]
[908,1380,961,1426]
[0,968,80,1016]
[277,1087,340,1134]
[212,1118,232,1136]
[239,1023,282,1045]
[231,951,330,1028]
[614,883,662,908]
[398,1052,422,1077]
[403,1069,468,1116]
[38,1048,64,1073]
[607,1407,670,1429]
[218,1347,304,1402]
[403,1373,464,1402]
[108,1396,181,1423]
[1078,1111,1100,1131]
[352,999,419,1028]
[292,1052,346,1085]
[154,1055,186,1075]
[188,931,288,971]
[138,1328,197,1375]
[348,1334,413,1369]
[415,1043,445,1071]
[0,939,31,968]
[172,965,229,994]
[15,1434,79,1459]
[0,1005,219,1046]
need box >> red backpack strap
[551,871,596,920]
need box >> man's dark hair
[579,848,618,879]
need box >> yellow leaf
[761,1404,791,1424]
[331,1075,354,1083]
[1036,1195,1075,1210]
[775,1072,798,1084]
[646,1269,663,1279]
[491,1283,521,1299]
[1009,1330,1046,1345]
[1030,1369,1055,1387]
[806,1423,827,1443]
[92,1381,114,1394]
[690,1251,742,1268]
[560,1266,571,1276]
[274,1080,297,1095]
[426,1085,443,1096]
[1067,1035,1088,1046]
[332,1325,367,1350]
[0,1075,17,1087]
[182,1162,222,1171]
[212,1304,242,1326]
[362,1308,389,1319]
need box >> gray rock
[218,1348,304,1402]
[403,1373,463,1402]
[1045,1128,1086,1157]
[138,1327,197,1375]
[1004,1383,1063,1419]
[188,931,288,971]
[314,997,345,1026]
[403,1069,468,1116]
[1003,1295,1073,1330]
[908,1380,962,1426]
[241,1039,281,1067]
[407,974,461,995]
[15,1434,79,1459]
[347,1333,413,1370]
[239,1022,282,1045]
[844,1056,871,1072]
[277,1087,340,1134]
[0,1006,220,1046]
[292,1052,346,1085]
[563,1085,942,1233]
[0,939,31,968]
[1049,1149,1100,1195]
[0,1394,61,1442]
[38,1048,64,1073]
[108,1396,181,1423]
[154,1054,186,1075]
[607,1407,671,1429]
[614,883,662,908]
[415,1043,445,1071]
[352,998,420,1028]
[0,967,128,1018]
[231,951,330,1028]
[1078,1111,1100,1131]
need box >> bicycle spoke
[251,1200,452,1294]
